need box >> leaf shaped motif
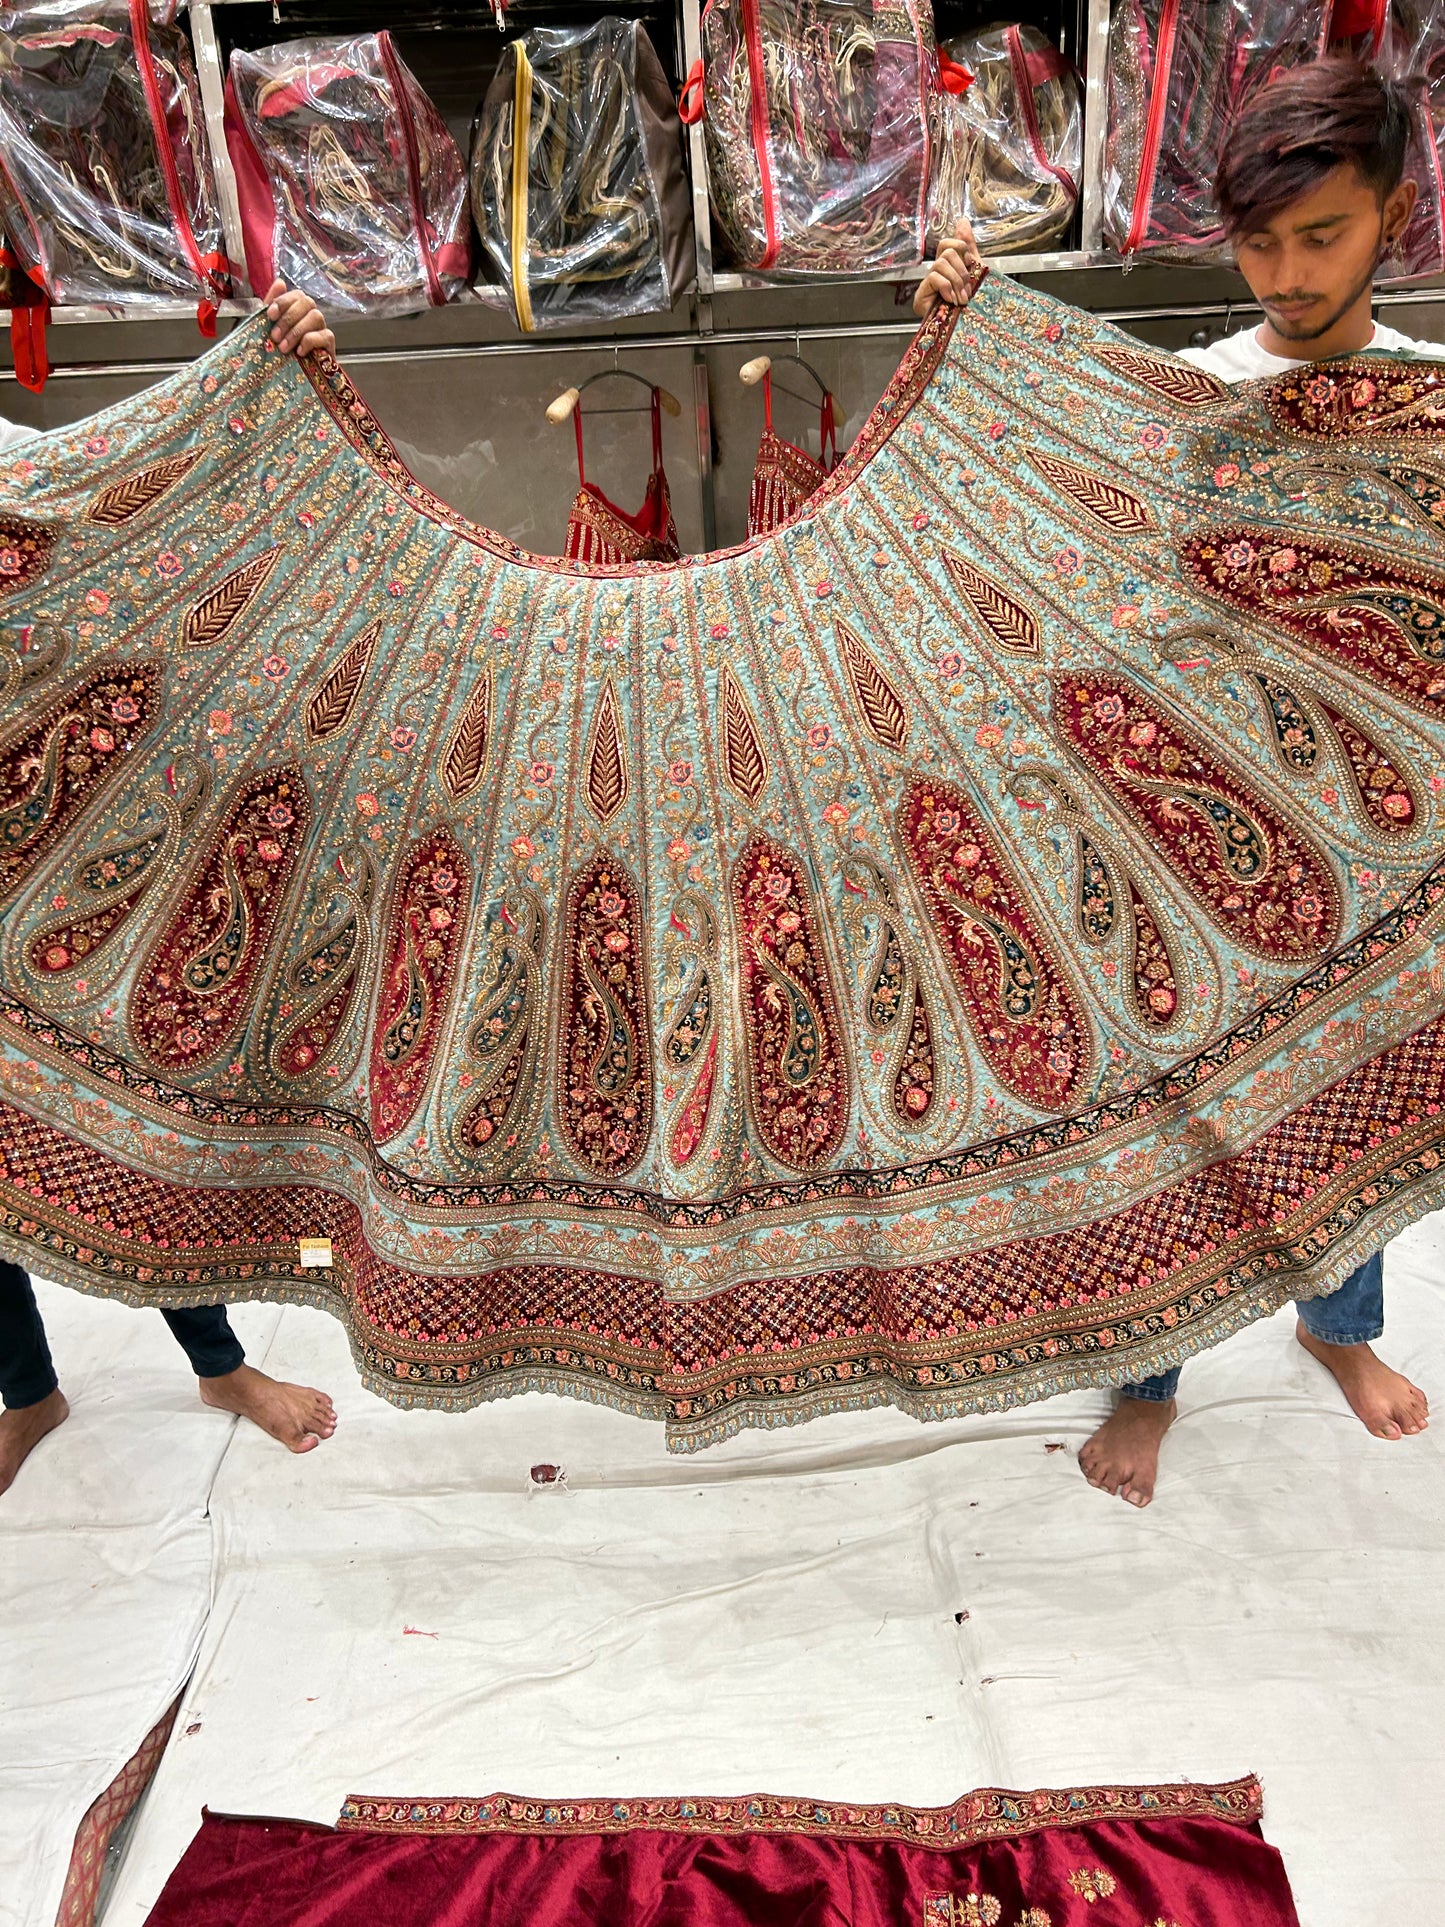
[1096,345,1229,409]
[304,620,380,742]
[182,545,282,648]
[837,620,910,750]
[86,448,204,526]
[1027,452,1156,533]
[584,679,628,825]
[718,663,767,807]
[441,667,493,800]
[941,552,1039,655]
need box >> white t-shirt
[0,414,35,453]
[1179,319,1444,383]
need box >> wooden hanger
[547,368,682,424]
[739,352,846,427]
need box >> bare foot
[199,1364,336,1453]
[1296,1322,1429,1440]
[1078,1396,1177,1508]
[0,1389,69,1496]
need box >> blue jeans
[1121,1250,1384,1402]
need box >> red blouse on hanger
[746,370,838,539]
[564,388,682,566]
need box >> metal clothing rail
[9,285,1445,384]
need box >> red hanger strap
[678,58,705,125]
[651,387,663,470]
[820,391,837,470]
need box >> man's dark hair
[1217,56,1412,237]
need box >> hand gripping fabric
[4,276,1445,1450]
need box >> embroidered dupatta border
[334,1775,1262,1844]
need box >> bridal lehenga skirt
[4,276,1445,1447]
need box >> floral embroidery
[3,276,1445,1449]
[1068,1866,1117,1901]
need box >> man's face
[1231,162,1417,342]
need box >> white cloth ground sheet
[99,1219,1445,1927]
[20,1224,1444,1927]
[0,1284,279,1927]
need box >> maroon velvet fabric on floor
[142,1780,1300,1925]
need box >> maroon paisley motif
[1182,529,1445,715]
[1127,884,1179,1030]
[369,830,471,1144]
[900,780,1089,1112]
[668,1030,718,1166]
[732,839,849,1170]
[891,983,936,1124]
[1054,674,1341,960]
[1,660,162,901]
[132,766,311,1071]
[1316,697,1418,835]
[1261,357,1445,440]
[557,854,652,1178]
[0,514,56,598]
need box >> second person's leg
[0,1260,70,1494]
[161,1301,339,1453]
[1294,1250,1428,1439]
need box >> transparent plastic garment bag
[471,18,693,331]
[224,30,472,314]
[696,0,934,274]
[927,22,1081,256]
[0,0,229,314]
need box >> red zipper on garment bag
[377,30,445,306]
[735,0,780,267]
[1005,25,1078,201]
[129,0,230,330]
[1125,0,1180,254]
